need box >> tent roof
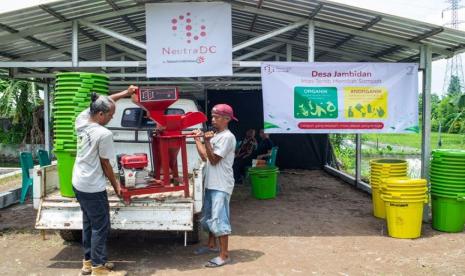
[0,0,464,90]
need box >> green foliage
[0,78,43,144]
[447,75,462,96]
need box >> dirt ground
[1,169,465,275]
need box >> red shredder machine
[119,87,207,204]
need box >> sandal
[193,246,220,255]
[205,256,231,268]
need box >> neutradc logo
[171,12,207,44]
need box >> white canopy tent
[1,0,465,215]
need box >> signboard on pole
[261,62,419,133]
[146,2,232,78]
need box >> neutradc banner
[146,2,232,77]
[261,62,419,133]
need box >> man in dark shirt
[233,129,256,183]
[254,129,274,160]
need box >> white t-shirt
[72,108,115,193]
[205,129,236,195]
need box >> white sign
[261,62,419,134]
[146,2,232,78]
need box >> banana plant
[446,93,465,133]
[0,78,43,144]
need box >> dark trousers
[233,156,253,183]
[73,187,110,266]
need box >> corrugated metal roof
[0,0,464,88]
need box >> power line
[442,0,465,94]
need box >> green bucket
[249,166,279,199]
[55,151,76,197]
[431,193,465,232]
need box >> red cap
[212,104,238,121]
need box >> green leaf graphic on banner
[404,125,420,133]
[294,87,338,119]
[264,121,280,129]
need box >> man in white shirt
[72,85,137,276]
[193,104,237,267]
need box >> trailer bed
[34,165,202,231]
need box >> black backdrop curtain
[204,90,332,169]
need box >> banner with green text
[261,62,419,133]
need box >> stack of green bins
[430,149,465,232]
[53,72,109,197]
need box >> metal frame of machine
[118,87,207,204]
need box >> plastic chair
[244,147,279,185]
[37,149,51,167]
[266,146,279,167]
[19,152,34,204]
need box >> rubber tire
[59,230,82,242]
[187,214,201,245]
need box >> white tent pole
[233,19,308,52]
[79,19,147,50]
[420,45,432,221]
[72,20,79,67]
[44,82,51,153]
[308,21,315,62]
[286,44,292,61]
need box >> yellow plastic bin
[380,178,428,239]
[381,195,427,239]
[370,159,408,219]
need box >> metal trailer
[33,98,205,245]
[33,162,204,245]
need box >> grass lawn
[363,132,465,150]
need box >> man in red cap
[193,103,237,267]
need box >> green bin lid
[430,173,465,182]
[432,149,465,158]
[56,72,109,80]
[431,163,465,170]
[56,77,109,84]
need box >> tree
[447,75,462,96]
[418,93,441,131]
[0,78,44,144]
[444,93,465,133]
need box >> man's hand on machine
[127,85,138,95]
[127,85,138,102]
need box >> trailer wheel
[59,230,82,242]
[187,214,200,244]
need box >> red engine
[120,154,148,169]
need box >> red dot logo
[170,13,207,43]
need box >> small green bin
[249,166,279,199]
[55,151,77,197]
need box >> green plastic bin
[55,151,76,197]
[431,193,465,232]
[249,166,279,199]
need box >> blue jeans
[201,189,232,237]
[73,187,110,266]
